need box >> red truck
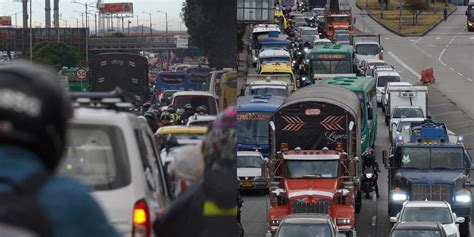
[325,0,353,39]
[267,84,363,236]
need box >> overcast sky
[0,0,186,31]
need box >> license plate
[241,181,253,188]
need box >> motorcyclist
[0,62,120,236]
[362,148,380,198]
[167,105,181,123]
[153,107,237,237]
[196,105,209,115]
[180,104,195,124]
[160,112,173,127]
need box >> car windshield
[312,60,352,74]
[237,112,272,145]
[285,160,339,178]
[237,155,261,168]
[160,75,184,84]
[302,30,317,35]
[400,207,453,224]
[249,86,288,97]
[377,75,400,87]
[277,223,332,237]
[392,108,424,118]
[59,124,131,191]
[261,57,290,65]
[396,121,412,132]
[391,229,442,237]
[173,95,218,115]
[356,44,380,55]
[398,147,465,169]
[261,45,288,51]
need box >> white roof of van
[259,50,291,58]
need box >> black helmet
[0,62,72,172]
[196,105,208,114]
[184,104,193,111]
[167,105,176,113]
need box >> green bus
[305,44,356,83]
[317,76,377,154]
[59,67,89,92]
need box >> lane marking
[435,36,441,40]
[438,48,447,66]
[412,37,423,45]
[372,216,377,226]
[450,67,455,71]
[467,78,473,81]
[428,103,453,107]
[457,72,463,76]
[422,44,437,47]
[387,51,421,79]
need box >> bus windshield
[250,86,288,97]
[237,112,272,145]
[312,60,352,74]
[398,147,465,169]
[330,16,350,22]
[261,57,291,64]
[160,75,185,84]
[285,159,339,178]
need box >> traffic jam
[237,1,472,237]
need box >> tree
[30,42,80,69]
[181,0,237,69]
[406,0,427,25]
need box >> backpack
[0,172,53,237]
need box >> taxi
[155,125,207,146]
[256,49,292,74]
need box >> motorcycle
[361,149,381,199]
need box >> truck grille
[411,184,451,201]
[291,199,330,214]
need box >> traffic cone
[420,68,435,84]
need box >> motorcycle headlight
[455,190,471,203]
[336,218,351,225]
[301,77,308,81]
[292,60,296,64]
[297,52,302,55]
[365,173,373,179]
[391,192,407,202]
[254,57,258,61]
[304,47,309,53]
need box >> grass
[356,0,457,35]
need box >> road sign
[75,68,88,81]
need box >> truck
[89,53,149,105]
[383,85,428,126]
[383,119,472,237]
[324,0,352,39]
[267,84,363,236]
[351,34,384,66]
[237,95,286,158]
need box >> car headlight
[271,219,281,226]
[365,173,373,179]
[391,192,407,202]
[297,51,302,55]
[304,47,309,53]
[336,218,351,225]
[301,77,308,81]
[254,57,258,61]
[455,192,471,203]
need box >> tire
[459,218,470,237]
[385,116,389,126]
[355,191,362,213]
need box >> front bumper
[237,180,269,190]
[452,205,471,218]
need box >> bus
[216,70,238,111]
[185,66,214,91]
[59,67,89,92]
[155,71,189,96]
[237,95,285,158]
[305,44,356,83]
[317,76,377,154]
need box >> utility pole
[143,11,152,36]
[29,0,32,62]
[399,0,403,30]
[45,0,51,28]
[127,20,130,35]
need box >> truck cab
[383,119,472,236]
[268,148,357,236]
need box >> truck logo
[320,116,345,131]
[281,116,305,132]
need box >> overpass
[0,27,179,52]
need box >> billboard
[0,16,12,26]
[99,3,133,14]
[237,0,274,22]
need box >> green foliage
[406,0,428,25]
[31,42,80,69]
[112,32,126,38]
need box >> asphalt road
[241,5,474,236]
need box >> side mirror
[456,217,465,223]
[382,149,393,169]
[389,217,397,223]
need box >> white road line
[412,37,423,45]
[467,78,473,81]
[372,216,377,226]
[457,72,463,76]
[438,48,447,66]
[387,51,421,79]
[435,36,441,40]
[450,67,455,71]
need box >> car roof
[387,82,411,87]
[172,91,215,97]
[156,125,208,135]
[364,59,386,64]
[398,118,426,123]
[355,41,380,45]
[250,80,288,86]
[377,71,400,76]
[237,151,263,156]
[404,201,449,208]
[300,27,316,30]
[283,213,331,224]
[259,49,291,58]
[393,221,442,230]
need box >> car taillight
[132,199,151,237]
[179,180,187,193]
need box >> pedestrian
[444,5,448,21]
[153,107,237,237]
[0,62,120,237]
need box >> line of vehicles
[238,1,472,237]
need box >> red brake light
[179,180,187,193]
[133,199,151,237]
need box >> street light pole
[156,10,168,33]
[143,11,152,36]
[29,0,32,62]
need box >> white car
[375,69,401,105]
[314,38,332,47]
[390,117,426,146]
[60,100,172,236]
[389,106,425,133]
[186,114,216,127]
[381,82,412,113]
[390,201,464,237]
[359,58,387,76]
[354,41,383,66]
[237,151,269,192]
[171,91,219,115]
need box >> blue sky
[0,0,186,30]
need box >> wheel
[355,191,362,213]
[459,218,470,237]
[385,116,389,126]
